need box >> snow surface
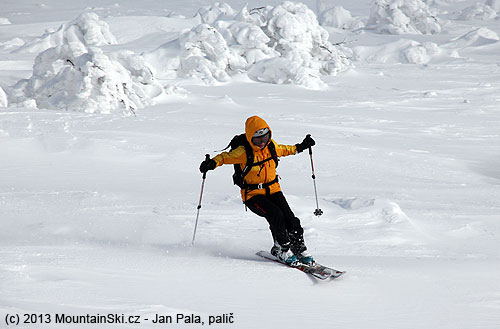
[1,0,500,328]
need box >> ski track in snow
[1,0,500,328]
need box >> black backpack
[227,133,279,188]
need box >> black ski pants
[245,191,303,248]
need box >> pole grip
[306,134,313,155]
[202,154,210,179]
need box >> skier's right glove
[199,158,217,173]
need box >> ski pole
[192,154,210,245]
[307,135,323,217]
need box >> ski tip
[330,271,346,279]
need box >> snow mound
[300,196,424,254]
[445,27,499,48]
[0,38,25,52]
[353,39,459,64]
[367,0,442,35]
[317,5,365,30]
[330,197,377,211]
[10,13,161,114]
[145,2,351,89]
[15,12,117,54]
[330,198,410,223]
[248,57,326,90]
[378,201,410,224]
[326,197,417,245]
[454,2,498,20]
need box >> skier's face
[252,132,270,149]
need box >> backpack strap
[242,176,279,191]
[267,140,279,168]
[240,141,254,178]
[231,134,254,188]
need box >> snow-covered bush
[316,1,364,29]
[248,57,327,89]
[15,12,117,54]
[198,2,237,24]
[12,46,156,114]
[145,5,279,84]
[146,1,351,89]
[11,13,160,114]
[176,24,244,83]
[262,2,329,50]
[318,6,365,30]
[256,2,351,79]
[367,0,442,34]
[214,20,279,65]
[455,2,498,20]
[250,1,352,83]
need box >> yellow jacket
[213,116,297,202]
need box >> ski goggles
[251,131,270,145]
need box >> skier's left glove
[295,135,315,153]
[199,158,217,173]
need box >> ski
[256,250,345,280]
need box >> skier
[199,115,316,266]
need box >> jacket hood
[245,115,272,150]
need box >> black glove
[295,135,315,153]
[199,158,217,173]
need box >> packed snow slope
[1,0,500,328]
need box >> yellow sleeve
[212,145,247,167]
[274,140,298,157]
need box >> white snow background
[1,0,500,328]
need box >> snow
[1,0,500,328]
[145,2,351,89]
[445,27,499,48]
[0,18,12,25]
[14,12,117,54]
[8,13,162,114]
[317,5,365,30]
[353,39,460,64]
[367,0,442,34]
[0,86,7,107]
[488,0,500,11]
[455,2,499,20]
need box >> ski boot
[289,230,315,266]
[271,242,297,266]
[295,251,315,266]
